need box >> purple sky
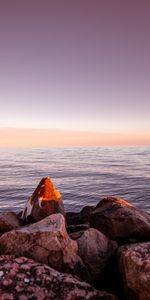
[0,0,150,135]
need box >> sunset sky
[0,1,150,146]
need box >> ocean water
[0,146,150,213]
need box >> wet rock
[90,197,150,244]
[0,214,86,280]
[21,177,64,222]
[118,242,150,300]
[0,255,118,300]
[76,228,117,284]
[0,212,21,236]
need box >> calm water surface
[0,146,150,212]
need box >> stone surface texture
[118,242,150,300]
[0,255,118,300]
[67,224,89,234]
[0,212,21,236]
[66,205,94,226]
[0,214,84,278]
[76,228,117,282]
[90,197,150,243]
[21,177,64,222]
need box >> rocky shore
[0,177,150,300]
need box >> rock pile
[0,255,117,300]
[0,177,150,300]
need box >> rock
[67,223,89,234]
[0,255,118,300]
[21,177,65,222]
[90,197,150,244]
[70,230,85,240]
[17,211,23,219]
[0,212,21,236]
[0,214,88,280]
[80,205,95,223]
[66,205,94,226]
[66,212,80,226]
[118,242,150,300]
[76,228,117,285]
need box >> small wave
[0,146,150,212]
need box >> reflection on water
[0,146,150,212]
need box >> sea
[0,146,150,213]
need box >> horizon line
[0,127,150,147]
[0,126,150,134]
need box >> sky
[0,0,150,146]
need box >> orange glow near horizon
[0,128,150,148]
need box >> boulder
[90,197,150,244]
[80,205,95,223]
[70,230,85,240]
[66,205,94,226]
[118,242,150,300]
[0,214,87,280]
[67,224,89,234]
[75,228,117,284]
[0,212,21,236]
[21,177,64,222]
[66,212,80,226]
[0,255,118,300]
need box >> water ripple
[0,146,150,212]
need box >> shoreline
[0,177,149,299]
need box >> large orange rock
[90,197,150,244]
[118,242,150,300]
[21,177,64,222]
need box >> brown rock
[21,177,64,222]
[67,223,89,234]
[80,205,95,223]
[66,205,94,226]
[0,255,118,300]
[66,212,80,226]
[118,242,150,300]
[70,230,85,240]
[0,212,21,236]
[90,197,150,244]
[76,228,117,283]
[0,214,86,279]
